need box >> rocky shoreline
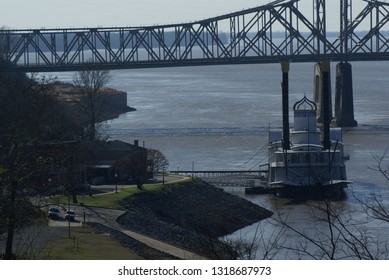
[117,179,273,259]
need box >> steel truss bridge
[1,0,389,72]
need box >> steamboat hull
[245,181,348,199]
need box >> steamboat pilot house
[267,96,349,193]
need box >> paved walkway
[50,206,206,260]
[119,229,206,260]
[49,174,206,260]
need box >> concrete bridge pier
[333,62,358,127]
[313,61,333,125]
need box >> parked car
[65,210,76,221]
[48,208,61,219]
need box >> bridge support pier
[313,62,333,125]
[333,62,357,127]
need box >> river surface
[53,61,389,259]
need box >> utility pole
[115,173,118,193]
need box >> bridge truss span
[1,0,389,72]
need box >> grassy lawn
[48,184,164,209]
[43,225,142,260]
[42,180,193,260]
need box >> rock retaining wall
[117,180,272,259]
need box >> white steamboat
[247,96,350,198]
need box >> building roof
[293,96,317,111]
[80,140,145,163]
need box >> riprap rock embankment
[117,180,272,259]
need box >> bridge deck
[1,0,389,72]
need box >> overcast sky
[2,0,369,31]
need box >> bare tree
[147,149,169,178]
[222,221,286,260]
[269,199,381,260]
[114,150,148,190]
[73,68,111,140]
[352,152,389,234]
[222,180,389,260]
[0,60,77,259]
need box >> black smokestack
[281,61,290,150]
[322,61,331,150]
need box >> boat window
[319,153,325,163]
[304,154,311,163]
[291,154,298,163]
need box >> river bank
[116,179,272,259]
[53,81,135,123]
